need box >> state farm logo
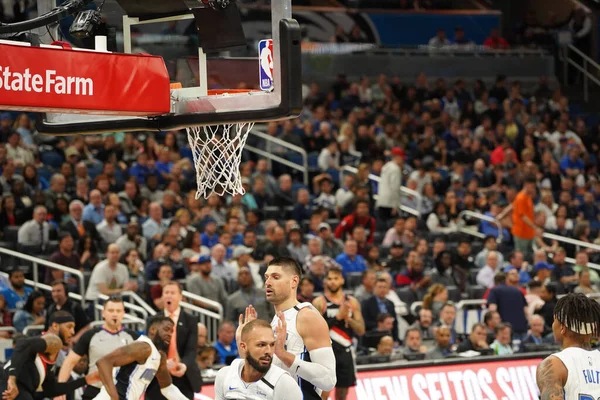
[0,67,94,96]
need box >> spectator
[297,276,316,303]
[483,28,510,50]
[78,235,100,271]
[335,199,376,243]
[96,205,122,245]
[453,241,476,270]
[487,269,528,339]
[274,174,294,207]
[505,251,531,286]
[229,246,263,289]
[428,29,450,49]
[354,270,376,303]
[531,262,554,285]
[115,220,147,261]
[475,235,505,268]
[456,323,490,353]
[0,194,23,227]
[573,251,599,283]
[45,281,90,341]
[375,147,405,222]
[402,328,427,356]
[433,303,458,343]
[483,311,501,344]
[291,189,312,222]
[210,244,236,284]
[476,251,501,288]
[499,176,537,260]
[1,269,32,311]
[12,290,46,333]
[186,255,227,312]
[17,205,50,250]
[426,202,459,234]
[422,284,448,320]
[47,232,80,288]
[452,26,474,49]
[62,200,100,244]
[213,321,238,365]
[306,257,327,293]
[383,241,405,273]
[313,176,336,215]
[429,251,467,292]
[409,308,434,341]
[287,225,309,264]
[521,315,549,349]
[396,252,430,291]
[426,326,453,360]
[382,218,406,247]
[263,226,291,259]
[490,323,513,355]
[317,223,344,259]
[150,265,174,310]
[143,201,169,242]
[534,282,558,332]
[84,243,138,302]
[335,239,368,276]
[362,277,398,342]
[82,190,105,225]
[574,270,599,295]
[226,266,273,323]
[0,294,13,337]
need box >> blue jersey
[1,287,33,311]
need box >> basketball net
[186,122,254,199]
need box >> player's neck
[241,364,265,384]
[274,296,299,313]
[325,290,344,302]
[563,336,592,350]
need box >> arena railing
[560,44,600,103]
[0,247,85,305]
[247,127,309,187]
[457,210,503,243]
[340,165,422,217]
[94,293,151,321]
[181,290,223,343]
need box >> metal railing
[457,210,503,243]
[23,325,44,336]
[0,247,86,305]
[181,291,223,343]
[560,44,600,102]
[340,165,422,217]
[246,128,309,186]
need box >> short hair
[483,311,498,325]
[300,276,314,286]
[494,272,506,285]
[51,280,69,295]
[377,313,392,324]
[147,315,174,332]
[471,322,486,332]
[163,281,183,293]
[104,295,124,307]
[8,269,23,278]
[325,265,343,278]
[524,175,537,185]
[495,322,512,334]
[218,320,235,332]
[69,200,84,211]
[440,302,456,312]
[241,319,272,342]
[267,257,303,279]
[404,328,421,341]
[355,199,369,209]
[544,282,558,297]
[528,280,542,290]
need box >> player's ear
[239,341,247,352]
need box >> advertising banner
[0,42,170,115]
[195,357,542,400]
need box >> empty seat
[345,272,362,290]
[3,226,20,244]
[446,286,462,303]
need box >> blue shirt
[335,253,367,275]
[213,340,238,365]
[480,211,510,240]
[128,164,156,185]
[1,287,33,312]
[487,284,528,333]
[201,233,220,248]
[82,203,105,225]
[559,156,584,174]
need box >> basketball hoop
[186,89,259,199]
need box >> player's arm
[536,355,567,400]
[274,310,337,391]
[272,373,304,400]
[155,351,188,400]
[41,367,97,397]
[96,341,152,400]
[58,328,93,382]
[347,296,366,336]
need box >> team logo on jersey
[258,39,274,92]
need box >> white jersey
[552,347,600,399]
[270,302,323,400]
[213,358,302,400]
[93,335,161,400]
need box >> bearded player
[238,257,336,400]
[537,293,600,399]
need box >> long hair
[423,284,446,310]
[554,293,600,336]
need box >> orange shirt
[511,191,535,240]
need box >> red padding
[0,42,170,116]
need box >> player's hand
[85,371,100,385]
[170,362,187,377]
[236,305,257,343]
[274,312,287,360]
[3,376,18,400]
[337,301,350,321]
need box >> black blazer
[146,310,202,399]
[60,219,100,243]
[361,295,399,342]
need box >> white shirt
[552,347,600,399]
[85,260,130,301]
[96,220,123,245]
[214,358,302,400]
[476,265,497,288]
[376,161,402,209]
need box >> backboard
[32,0,302,135]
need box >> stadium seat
[3,226,20,244]
[395,287,416,308]
[345,272,362,289]
[468,285,486,299]
[446,286,462,303]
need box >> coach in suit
[361,276,399,342]
[61,200,101,244]
[147,281,202,399]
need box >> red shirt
[334,213,376,243]
[483,37,510,50]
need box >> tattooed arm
[536,356,567,400]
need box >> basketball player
[238,257,337,400]
[312,266,365,400]
[214,319,302,399]
[1,334,98,400]
[537,293,600,399]
[92,315,187,400]
[58,296,138,399]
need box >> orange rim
[207,89,261,96]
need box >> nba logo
[259,39,274,92]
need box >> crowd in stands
[1,31,600,370]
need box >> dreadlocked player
[536,293,600,399]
